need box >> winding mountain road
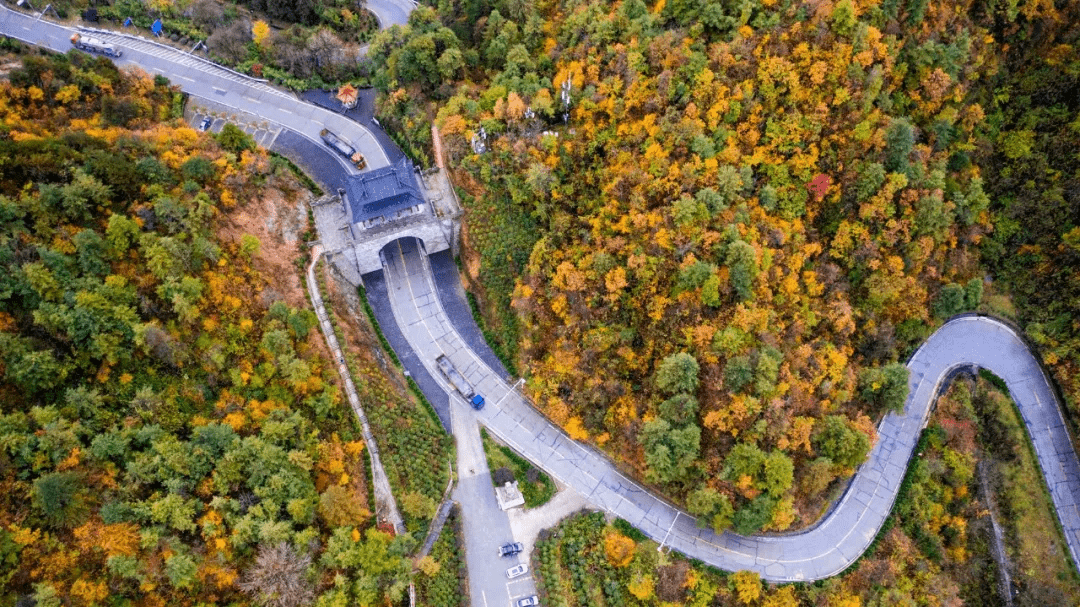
[0,6,389,171]
[381,239,1080,581]
[2,5,1078,583]
[364,0,416,28]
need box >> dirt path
[431,125,446,169]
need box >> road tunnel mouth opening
[378,235,429,266]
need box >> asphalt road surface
[428,249,511,381]
[0,5,389,171]
[380,238,1080,582]
[453,407,537,607]
[381,237,539,604]
[299,88,406,165]
[362,267,452,430]
[3,1,1077,586]
[365,0,416,28]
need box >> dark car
[517,597,539,607]
[199,116,212,131]
[498,542,523,557]
[470,394,486,410]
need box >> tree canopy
[0,52,426,606]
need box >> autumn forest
[371,0,1080,601]
[373,0,1074,534]
[1,0,1079,602]
[0,48,462,605]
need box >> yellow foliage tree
[532,88,554,117]
[200,562,239,590]
[732,570,761,605]
[565,416,589,441]
[57,447,81,471]
[223,411,246,431]
[100,523,141,558]
[54,85,80,105]
[546,397,570,425]
[553,261,587,291]
[440,114,467,136]
[74,521,141,558]
[70,577,109,606]
[783,416,815,454]
[627,573,655,600]
[766,497,797,532]
[506,92,526,121]
[252,21,271,49]
[417,555,441,577]
[762,585,799,607]
[603,531,635,567]
[604,266,628,293]
[318,485,370,527]
[830,593,861,607]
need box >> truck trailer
[319,128,367,169]
[435,355,485,409]
[70,33,122,57]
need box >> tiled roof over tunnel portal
[347,157,426,227]
[312,156,453,278]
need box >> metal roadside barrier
[76,25,277,87]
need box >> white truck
[435,354,485,409]
[70,33,122,57]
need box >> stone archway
[351,221,451,275]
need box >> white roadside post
[494,377,525,407]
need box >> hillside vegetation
[530,376,1080,605]
[368,0,1080,535]
[0,49,421,606]
[30,0,380,91]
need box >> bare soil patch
[0,60,24,81]
[219,185,311,310]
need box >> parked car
[199,116,212,131]
[498,542,524,557]
[517,596,539,606]
[505,563,529,579]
